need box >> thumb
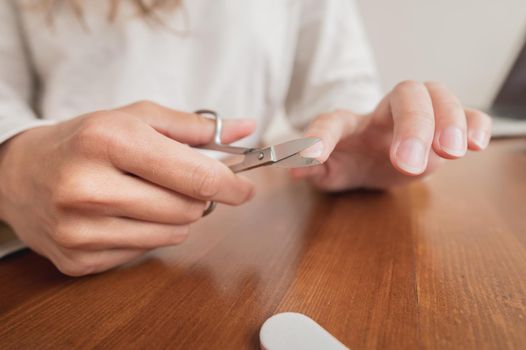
[300,110,360,163]
[117,101,256,145]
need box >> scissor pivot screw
[258,152,264,160]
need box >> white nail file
[259,312,349,350]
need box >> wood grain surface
[1,139,525,349]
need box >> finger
[56,215,191,250]
[65,169,207,224]
[465,108,492,150]
[289,164,327,180]
[301,110,360,163]
[118,101,256,145]
[389,81,435,175]
[108,123,254,205]
[55,247,147,276]
[424,82,467,159]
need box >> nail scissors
[195,110,321,215]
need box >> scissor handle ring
[195,109,223,145]
[202,201,217,217]
[194,109,222,216]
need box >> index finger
[108,121,254,205]
[117,101,256,145]
[389,81,435,175]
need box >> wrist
[0,138,17,221]
[0,126,52,222]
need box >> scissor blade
[273,153,321,168]
[228,137,322,173]
[271,137,321,161]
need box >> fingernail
[396,138,426,174]
[439,126,466,156]
[469,130,489,149]
[300,141,324,159]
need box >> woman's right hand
[0,101,255,276]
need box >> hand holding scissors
[195,110,321,215]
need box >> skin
[0,82,492,276]
[292,81,492,190]
[0,101,255,276]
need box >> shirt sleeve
[0,1,56,145]
[0,2,57,259]
[285,0,382,130]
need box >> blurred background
[267,0,526,140]
[359,0,526,108]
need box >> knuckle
[51,222,88,249]
[182,200,206,222]
[317,112,337,123]
[394,80,422,92]
[171,226,190,244]
[404,108,435,125]
[137,100,157,108]
[52,170,106,209]
[55,260,82,277]
[308,112,338,134]
[56,254,97,277]
[424,80,446,89]
[191,163,220,199]
[51,168,76,208]
[72,113,113,153]
[194,113,214,144]
[130,100,159,113]
[440,100,462,111]
[439,101,464,118]
[72,111,139,158]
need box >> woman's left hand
[291,81,492,190]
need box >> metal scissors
[195,110,321,215]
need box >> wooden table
[1,139,525,349]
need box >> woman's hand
[0,101,255,276]
[291,81,492,190]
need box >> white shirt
[0,0,380,145]
[0,0,381,257]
